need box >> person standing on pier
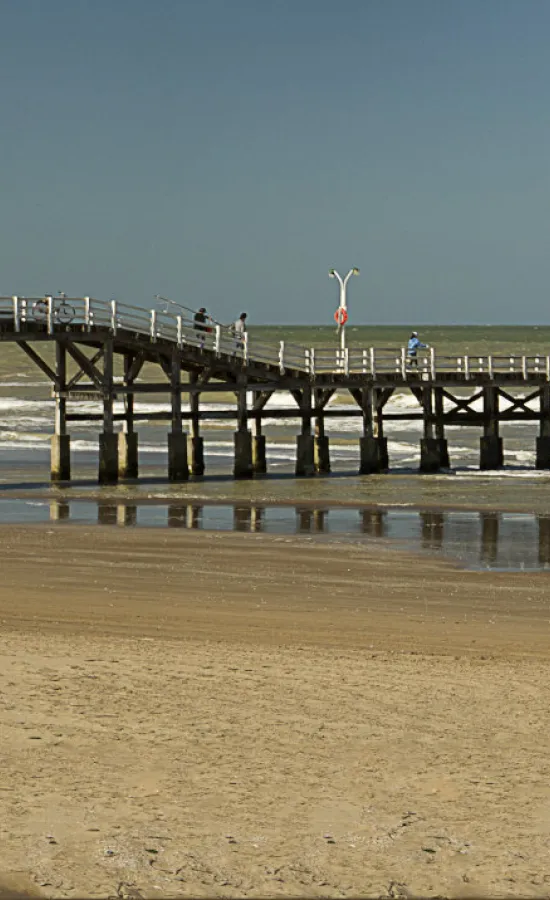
[232,312,248,352]
[194,307,210,347]
[407,331,428,367]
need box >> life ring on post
[334,307,348,326]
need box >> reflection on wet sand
[234,506,251,532]
[167,504,187,527]
[50,501,70,522]
[44,500,550,571]
[538,517,550,567]
[480,513,499,566]
[420,512,444,551]
[251,506,264,532]
[361,509,386,538]
[116,505,137,527]
[98,505,118,526]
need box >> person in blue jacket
[407,331,429,367]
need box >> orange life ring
[334,307,348,326]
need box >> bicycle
[33,292,75,325]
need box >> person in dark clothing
[194,307,209,346]
[194,307,208,331]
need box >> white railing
[0,297,549,379]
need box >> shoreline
[0,486,549,517]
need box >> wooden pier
[2,295,550,482]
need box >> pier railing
[1,296,550,379]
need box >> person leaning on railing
[407,331,429,368]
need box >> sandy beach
[1,525,550,898]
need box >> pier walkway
[1,295,550,481]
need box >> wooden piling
[480,387,503,470]
[296,386,315,476]
[536,384,550,468]
[51,342,71,481]
[99,338,118,484]
[234,386,253,478]
[188,371,204,476]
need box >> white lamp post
[328,267,360,353]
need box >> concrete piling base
[187,436,205,477]
[314,436,331,474]
[295,434,315,476]
[118,433,138,479]
[252,435,267,474]
[51,435,71,482]
[98,433,119,484]
[536,437,550,469]
[437,438,450,469]
[234,430,253,478]
[168,432,189,481]
[480,435,503,470]
[359,437,388,474]
[419,438,443,473]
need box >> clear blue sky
[1,0,549,324]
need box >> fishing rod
[154,295,231,329]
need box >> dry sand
[1,524,550,898]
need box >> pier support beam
[314,397,330,474]
[118,433,138,480]
[352,387,388,474]
[188,372,205,476]
[99,433,119,484]
[296,434,315,476]
[252,435,267,474]
[434,387,450,469]
[314,436,330,474]
[480,435,504,470]
[537,385,550,468]
[52,342,70,481]
[187,436,204,477]
[359,436,388,474]
[234,430,253,478]
[168,432,189,481]
[99,338,118,484]
[167,349,188,481]
[419,387,446,473]
[420,438,443,473]
[296,386,315,476]
[120,352,139,478]
[234,386,253,478]
[375,390,390,470]
[480,386,503,470]
[536,437,550,469]
[51,435,71,482]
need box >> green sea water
[252,324,550,357]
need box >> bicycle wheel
[32,300,48,321]
[57,302,75,324]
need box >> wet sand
[1,525,550,898]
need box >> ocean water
[1,325,550,514]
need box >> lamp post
[328,267,360,353]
